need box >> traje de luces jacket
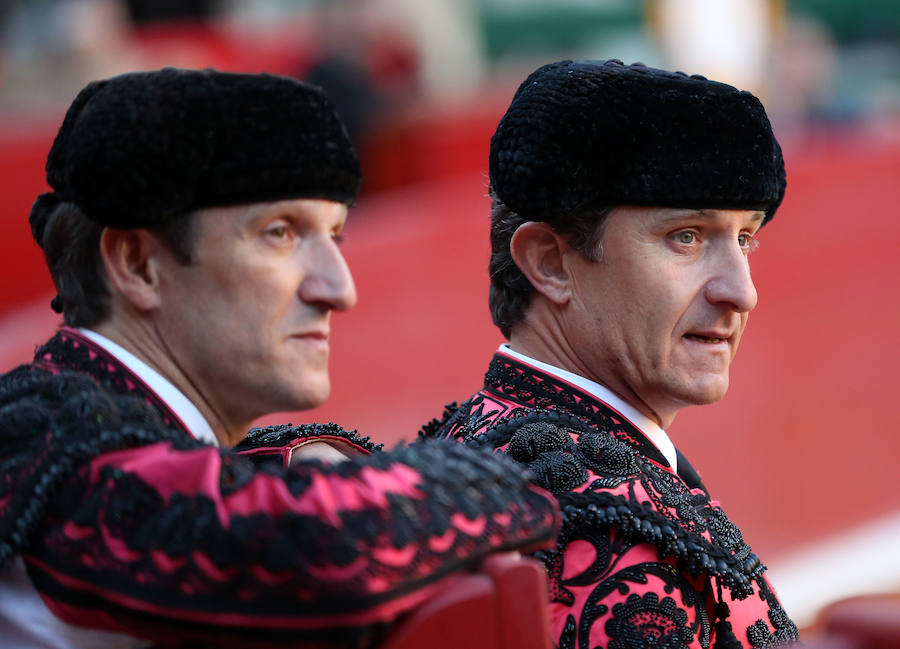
[422,350,799,649]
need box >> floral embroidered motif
[745,580,800,648]
[540,509,711,649]
[605,592,695,649]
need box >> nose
[298,236,357,311]
[704,242,758,314]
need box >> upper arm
[23,439,558,644]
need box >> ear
[99,228,164,312]
[509,221,572,305]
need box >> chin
[306,376,332,409]
[273,374,331,412]
[687,376,730,405]
[661,371,730,407]
[297,383,331,410]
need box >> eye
[675,230,696,244]
[738,232,760,253]
[264,222,292,241]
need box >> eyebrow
[656,209,766,225]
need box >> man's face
[562,206,764,427]
[155,198,356,425]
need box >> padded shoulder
[465,409,764,599]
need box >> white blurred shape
[768,510,900,629]
[655,0,773,92]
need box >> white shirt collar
[498,344,677,472]
[77,328,218,446]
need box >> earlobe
[509,222,572,305]
[100,228,163,311]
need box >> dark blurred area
[1,0,898,641]
[121,0,215,23]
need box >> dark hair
[488,189,612,338]
[31,197,196,327]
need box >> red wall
[0,122,58,313]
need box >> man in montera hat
[421,60,800,648]
[0,68,559,648]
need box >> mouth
[290,331,330,348]
[683,333,730,344]
[292,329,329,339]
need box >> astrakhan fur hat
[36,67,361,230]
[489,59,785,224]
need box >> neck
[92,315,249,446]
[509,316,677,429]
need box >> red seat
[381,554,552,649]
[806,593,900,649]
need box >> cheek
[591,265,671,349]
[657,267,704,324]
[200,280,289,358]
[731,314,751,350]
[634,286,696,368]
[238,269,297,319]
[635,277,685,337]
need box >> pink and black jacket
[0,330,559,647]
[421,351,800,649]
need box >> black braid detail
[236,422,383,454]
[34,332,188,428]
[416,402,460,440]
[713,601,744,649]
[483,355,671,466]
[0,368,195,569]
[463,408,598,451]
[555,491,762,600]
[436,394,507,444]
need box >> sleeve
[21,437,559,647]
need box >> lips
[683,332,730,344]
[290,331,330,347]
[292,330,329,339]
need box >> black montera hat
[34,67,361,231]
[489,59,786,224]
